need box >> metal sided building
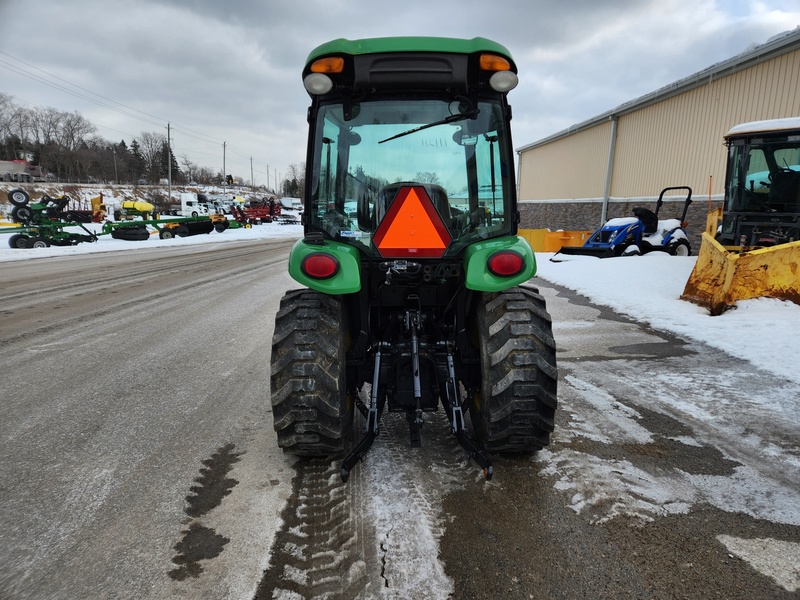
[516,27,800,244]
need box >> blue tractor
[551,186,693,261]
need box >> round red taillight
[301,253,339,279]
[487,250,524,277]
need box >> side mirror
[453,129,478,146]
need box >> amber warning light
[373,186,452,258]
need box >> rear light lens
[487,250,524,277]
[310,56,344,73]
[489,70,518,92]
[304,56,344,95]
[479,53,518,92]
[479,54,511,71]
[303,73,333,94]
[301,253,339,279]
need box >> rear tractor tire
[270,289,353,456]
[470,285,558,453]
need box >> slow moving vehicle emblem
[373,186,451,258]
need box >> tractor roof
[726,117,800,138]
[305,36,516,70]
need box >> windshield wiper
[379,108,480,144]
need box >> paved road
[437,282,800,599]
[2,241,798,599]
[0,239,298,599]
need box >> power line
[0,59,164,128]
[1,51,171,127]
[0,51,267,171]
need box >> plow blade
[681,232,800,315]
[550,245,616,261]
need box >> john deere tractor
[270,37,558,481]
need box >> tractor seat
[632,207,658,234]
[56,197,71,210]
[768,169,800,209]
[374,182,451,225]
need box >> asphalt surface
[0,240,298,599]
[1,240,798,599]
[438,283,800,599]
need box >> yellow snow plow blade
[681,231,800,315]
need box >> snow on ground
[535,251,800,386]
[0,220,305,262]
[535,251,800,593]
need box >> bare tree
[57,111,94,152]
[135,131,166,181]
[0,92,15,141]
[52,111,95,180]
[29,107,63,174]
[198,166,216,184]
[10,105,31,159]
[283,162,306,197]
[0,93,22,160]
[180,152,199,183]
[29,107,63,147]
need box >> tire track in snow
[254,459,377,599]
[361,411,473,599]
[257,409,478,599]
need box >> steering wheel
[768,167,794,182]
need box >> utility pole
[112,146,118,184]
[223,141,226,186]
[167,122,172,202]
[250,156,254,189]
[266,164,270,192]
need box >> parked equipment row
[1,189,237,249]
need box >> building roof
[517,27,800,154]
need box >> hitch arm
[442,345,493,480]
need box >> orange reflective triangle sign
[373,186,451,258]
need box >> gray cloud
[0,0,797,184]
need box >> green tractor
[271,37,558,481]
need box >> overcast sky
[1,0,798,187]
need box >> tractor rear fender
[287,235,535,294]
[287,238,362,294]
[463,235,537,291]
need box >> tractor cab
[271,38,557,482]
[720,119,800,247]
[300,38,521,263]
